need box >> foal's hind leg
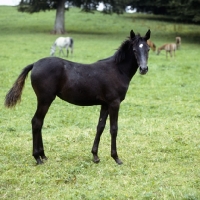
[91,105,108,163]
[31,98,54,164]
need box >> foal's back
[30,57,126,106]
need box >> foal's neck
[118,56,138,81]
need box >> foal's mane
[114,34,141,64]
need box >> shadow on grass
[1,25,116,37]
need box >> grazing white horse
[50,37,74,57]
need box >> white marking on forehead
[139,44,143,48]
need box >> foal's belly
[57,87,104,106]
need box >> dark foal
[5,30,150,165]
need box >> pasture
[0,6,200,200]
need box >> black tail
[69,38,74,48]
[5,64,34,108]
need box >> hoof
[36,158,43,165]
[93,155,100,163]
[115,158,123,165]
[93,158,100,164]
[41,155,48,160]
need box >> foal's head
[130,30,151,75]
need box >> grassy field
[0,6,200,200]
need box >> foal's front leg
[109,101,123,165]
[91,105,108,163]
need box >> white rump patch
[139,44,143,48]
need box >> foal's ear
[130,30,135,40]
[144,29,151,41]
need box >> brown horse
[147,40,156,52]
[175,37,181,49]
[157,43,176,58]
[5,30,151,165]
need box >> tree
[18,0,130,34]
[169,0,200,23]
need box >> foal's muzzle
[139,66,148,75]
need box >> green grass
[0,6,200,200]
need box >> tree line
[18,0,200,34]
[130,0,200,24]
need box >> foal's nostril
[139,66,148,75]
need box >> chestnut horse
[175,37,181,49]
[147,40,156,52]
[157,43,176,58]
[5,30,150,165]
